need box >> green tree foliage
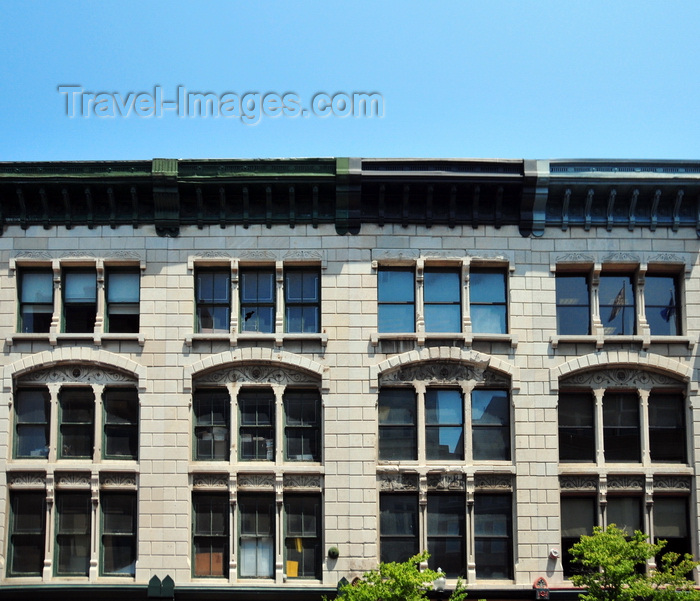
[569,524,700,601]
[325,551,468,601]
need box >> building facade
[0,157,697,600]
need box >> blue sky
[1,1,699,161]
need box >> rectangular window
[59,387,95,459]
[101,492,137,576]
[378,268,415,333]
[649,393,686,463]
[424,269,461,332]
[239,494,274,578]
[558,393,595,462]
[561,496,596,577]
[654,497,690,557]
[378,389,417,461]
[470,268,507,334]
[284,389,321,462]
[19,269,53,333]
[427,493,465,577]
[193,494,228,578]
[607,496,642,535]
[379,494,419,564]
[645,275,680,336]
[106,269,140,333]
[239,390,275,461]
[284,494,321,579]
[8,491,45,577]
[14,387,50,459]
[194,389,230,461]
[284,268,320,333]
[603,392,640,462]
[472,389,510,461]
[240,269,275,333]
[195,269,230,334]
[425,389,464,461]
[474,494,512,579]
[103,388,139,460]
[600,274,635,335]
[55,492,91,576]
[556,274,590,335]
[63,269,97,333]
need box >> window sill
[8,332,145,347]
[551,334,695,350]
[371,332,518,348]
[185,332,328,347]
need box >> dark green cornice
[1,158,700,237]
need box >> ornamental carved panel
[556,252,595,264]
[653,476,691,491]
[283,250,323,262]
[193,474,229,490]
[55,472,91,489]
[427,473,465,491]
[560,368,681,389]
[475,474,512,491]
[560,475,598,491]
[100,473,137,489]
[17,365,136,386]
[238,473,275,490]
[8,472,46,488]
[378,473,418,492]
[379,361,508,387]
[607,475,644,491]
[196,364,319,387]
[284,474,322,490]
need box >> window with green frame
[193,389,230,461]
[18,268,54,333]
[239,390,275,461]
[238,493,274,578]
[284,389,320,462]
[240,268,275,333]
[55,492,91,576]
[14,387,50,459]
[284,268,320,333]
[101,492,137,576]
[195,268,230,333]
[62,268,97,333]
[103,387,139,460]
[193,493,228,578]
[284,494,321,579]
[59,387,95,459]
[7,490,46,577]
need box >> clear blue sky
[1,1,699,162]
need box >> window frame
[469,267,508,335]
[239,268,276,334]
[284,493,321,580]
[473,493,513,580]
[102,387,139,461]
[100,491,137,577]
[558,392,596,463]
[423,267,462,333]
[192,493,229,578]
[7,490,46,577]
[105,267,140,334]
[378,388,417,461]
[238,493,275,579]
[58,386,95,460]
[195,267,231,334]
[55,491,92,577]
[425,388,464,462]
[283,389,321,462]
[193,388,230,462]
[14,387,50,459]
[377,267,416,334]
[427,492,466,578]
[379,493,419,565]
[560,495,597,577]
[284,267,321,334]
[18,267,54,334]
[555,273,591,335]
[238,389,275,462]
[62,267,98,334]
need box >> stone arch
[185,347,328,393]
[549,351,694,392]
[3,348,147,392]
[371,347,518,390]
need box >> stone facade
[0,158,698,600]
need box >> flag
[660,290,675,322]
[608,284,625,322]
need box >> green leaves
[569,525,700,601]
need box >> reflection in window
[472,389,510,461]
[424,269,461,332]
[645,275,680,336]
[285,269,320,333]
[240,269,275,333]
[599,275,635,335]
[379,494,418,564]
[425,389,463,461]
[239,390,275,461]
[378,389,417,461]
[470,269,507,334]
[556,275,590,335]
[378,268,415,333]
[196,269,230,333]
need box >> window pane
[64,271,97,302]
[378,269,414,303]
[603,393,640,462]
[645,275,679,336]
[379,389,417,460]
[102,493,136,576]
[378,304,415,333]
[426,389,462,424]
[558,393,595,462]
[471,305,507,334]
[607,497,642,535]
[56,493,91,576]
[649,393,686,463]
[16,388,50,459]
[60,388,94,459]
[600,275,635,335]
[285,495,320,579]
[474,494,512,579]
[194,390,229,461]
[472,389,510,461]
[471,271,506,303]
[9,492,45,577]
[424,305,461,332]
[556,275,590,335]
[424,271,460,302]
[21,271,53,303]
[561,496,596,577]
